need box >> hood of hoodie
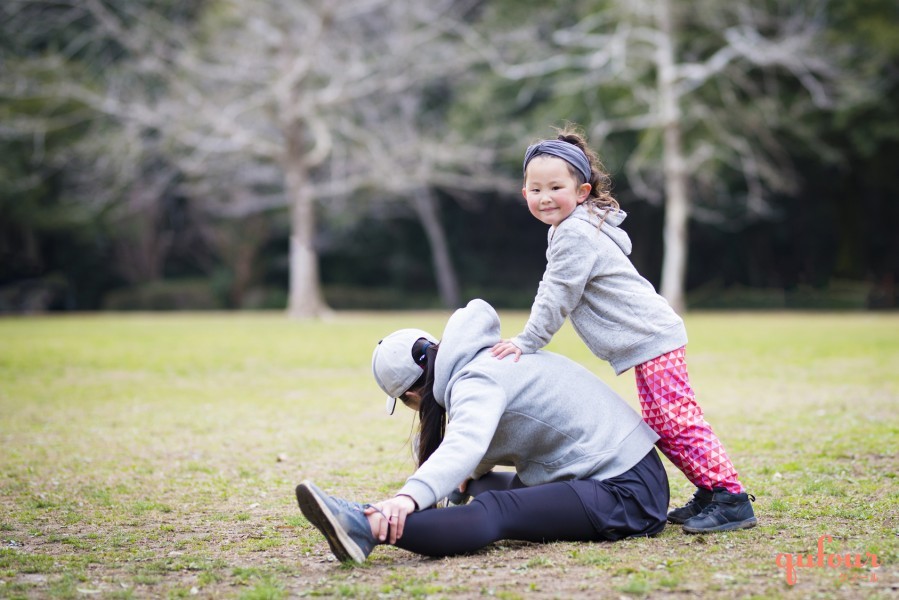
[432,299,500,406]
[565,204,632,256]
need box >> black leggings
[394,449,669,557]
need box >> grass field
[0,310,896,599]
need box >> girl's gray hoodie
[397,299,659,511]
[511,205,687,375]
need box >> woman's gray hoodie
[511,205,687,375]
[397,299,659,511]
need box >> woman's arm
[396,375,506,514]
[364,494,417,544]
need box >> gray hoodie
[511,205,687,375]
[397,299,659,511]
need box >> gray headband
[523,140,591,182]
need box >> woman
[295,299,669,563]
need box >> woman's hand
[364,495,417,544]
[491,340,522,362]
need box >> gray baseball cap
[372,328,438,415]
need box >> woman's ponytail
[412,344,445,467]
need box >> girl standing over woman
[295,299,668,563]
[491,125,756,533]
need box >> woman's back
[458,348,657,485]
[401,299,658,505]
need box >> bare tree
[472,0,846,312]
[2,0,491,317]
[333,88,512,308]
[153,0,492,317]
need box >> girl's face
[522,156,591,227]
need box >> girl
[490,126,756,533]
[295,299,668,563]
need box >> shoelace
[362,503,387,519]
[697,493,757,516]
[683,491,711,509]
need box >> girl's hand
[491,340,522,362]
[364,495,416,544]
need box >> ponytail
[409,344,445,467]
[554,125,619,226]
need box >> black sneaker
[667,487,714,524]
[435,489,471,509]
[682,488,758,533]
[446,489,471,506]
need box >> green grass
[0,310,897,598]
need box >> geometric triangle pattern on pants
[635,346,742,494]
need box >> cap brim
[385,395,397,415]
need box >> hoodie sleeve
[397,373,506,509]
[511,225,594,353]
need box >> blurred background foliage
[1,0,897,313]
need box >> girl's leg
[635,347,743,494]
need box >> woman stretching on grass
[294,299,669,563]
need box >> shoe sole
[666,513,698,525]
[295,481,367,563]
[683,517,758,534]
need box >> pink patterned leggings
[635,347,743,494]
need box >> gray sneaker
[295,480,378,563]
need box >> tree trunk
[656,0,689,315]
[411,188,461,308]
[284,129,329,318]
[229,217,265,309]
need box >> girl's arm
[491,340,522,360]
[495,227,594,359]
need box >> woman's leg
[395,481,596,557]
[394,451,668,557]
[635,347,742,494]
